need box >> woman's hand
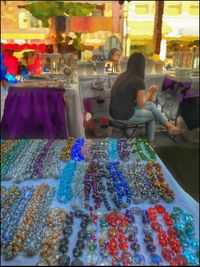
[148,84,159,94]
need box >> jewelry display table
[1,139,199,266]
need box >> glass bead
[149,254,163,266]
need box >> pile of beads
[1,140,65,182]
[3,183,55,260]
[60,138,157,163]
[120,161,160,204]
[148,205,188,266]
[38,208,67,266]
[129,138,157,161]
[146,161,175,203]
[57,161,77,203]
[171,207,199,266]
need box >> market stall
[1,138,199,266]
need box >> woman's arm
[137,85,159,108]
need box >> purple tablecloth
[1,87,68,139]
[162,77,199,102]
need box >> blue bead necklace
[57,161,77,203]
[107,162,131,208]
[70,138,85,161]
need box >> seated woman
[109,52,182,148]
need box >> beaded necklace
[146,161,175,203]
[71,138,85,161]
[4,183,50,259]
[148,205,188,266]
[31,140,54,179]
[71,161,89,210]
[108,138,119,162]
[107,162,131,208]
[171,207,199,266]
[57,161,77,203]
[23,186,56,256]
[41,139,66,179]
[2,187,35,256]
[132,139,157,161]
[60,137,76,161]
[120,161,160,204]
[38,208,67,266]
[117,138,129,161]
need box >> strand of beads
[41,139,66,179]
[148,205,188,266]
[81,139,92,161]
[117,138,129,161]
[57,161,77,203]
[84,161,103,210]
[1,186,22,221]
[98,212,111,266]
[4,140,35,183]
[1,140,20,162]
[2,187,35,256]
[3,183,50,259]
[31,140,54,179]
[105,211,132,266]
[22,140,49,180]
[38,208,67,266]
[71,138,85,161]
[108,138,119,161]
[131,138,157,161]
[58,211,73,266]
[171,207,199,265]
[85,212,99,266]
[71,161,89,210]
[60,137,76,161]
[23,186,56,256]
[107,162,131,208]
[1,187,25,246]
[141,209,163,265]
[8,140,44,183]
[1,140,30,180]
[96,162,111,211]
[124,208,142,265]
[146,162,175,203]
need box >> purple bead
[146,243,156,253]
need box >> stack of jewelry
[71,162,89,210]
[120,161,160,204]
[107,162,131,208]
[38,208,67,266]
[149,205,188,266]
[128,138,157,162]
[146,162,175,202]
[171,207,199,265]
[3,183,51,259]
[57,161,77,203]
[23,186,56,256]
[2,186,35,255]
[60,137,76,161]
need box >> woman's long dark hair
[111,52,145,94]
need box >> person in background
[107,48,121,73]
[109,52,182,148]
[1,48,7,89]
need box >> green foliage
[25,1,96,27]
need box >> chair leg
[125,127,138,138]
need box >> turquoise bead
[183,213,194,223]
[189,239,199,249]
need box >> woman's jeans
[128,101,168,141]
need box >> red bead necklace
[148,205,188,266]
[105,211,131,265]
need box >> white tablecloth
[64,87,85,138]
[1,154,199,266]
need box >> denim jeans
[128,101,168,141]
